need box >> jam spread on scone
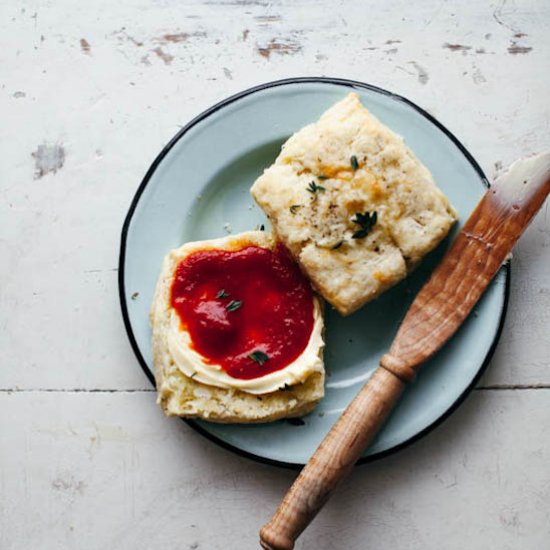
[170,243,315,380]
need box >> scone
[251,92,457,316]
[150,230,325,423]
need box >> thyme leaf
[307,181,325,194]
[226,300,243,312]
[248,350,269,366]
[351,211,377,239]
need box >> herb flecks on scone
[150,231,325,423]
[251,93,457,315]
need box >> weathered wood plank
[1,389,549,549]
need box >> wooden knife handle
[259,361,411,550]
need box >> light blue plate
[119,78,509,468]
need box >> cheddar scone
[150,231,325,423]
[251,93,457,315]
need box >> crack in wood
[0,388,156,393]
[2,386,549,393]
[475,384,550,390]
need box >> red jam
[170,243,315,380]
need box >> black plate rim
[118,76,510,470]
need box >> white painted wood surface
[1,1,549,548]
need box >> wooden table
[1,1,549,548]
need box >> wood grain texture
[2,389,550,550]
[260,367,405,550]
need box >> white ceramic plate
[119,78,509,468]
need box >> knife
[259,152,550,550]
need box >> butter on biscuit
[150,231,325,423]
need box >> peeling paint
[255,15,282,23]
[127,35,143,47]
[32,144,66,179]
[492,1,519,33]
[221,0,268,5]
[257,38,302,58]
[112,28,143,47]
[499,508,521,529]
[443,42,471,54]
[508,41,532,55]
[157,31,207,44]
[161,32,189,43]
[80,38,91,54]
[472,66,487,85]
[409,61,429,85]
[52,475,86,495]
[152,46,173,65]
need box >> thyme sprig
[351,211,377,239]
[226,300,243,312]
[248,350,269,366]
[307,181,325,194]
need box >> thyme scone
[251,93,457,315]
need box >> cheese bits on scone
[251,93,457,315]
[150,231,325,423]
